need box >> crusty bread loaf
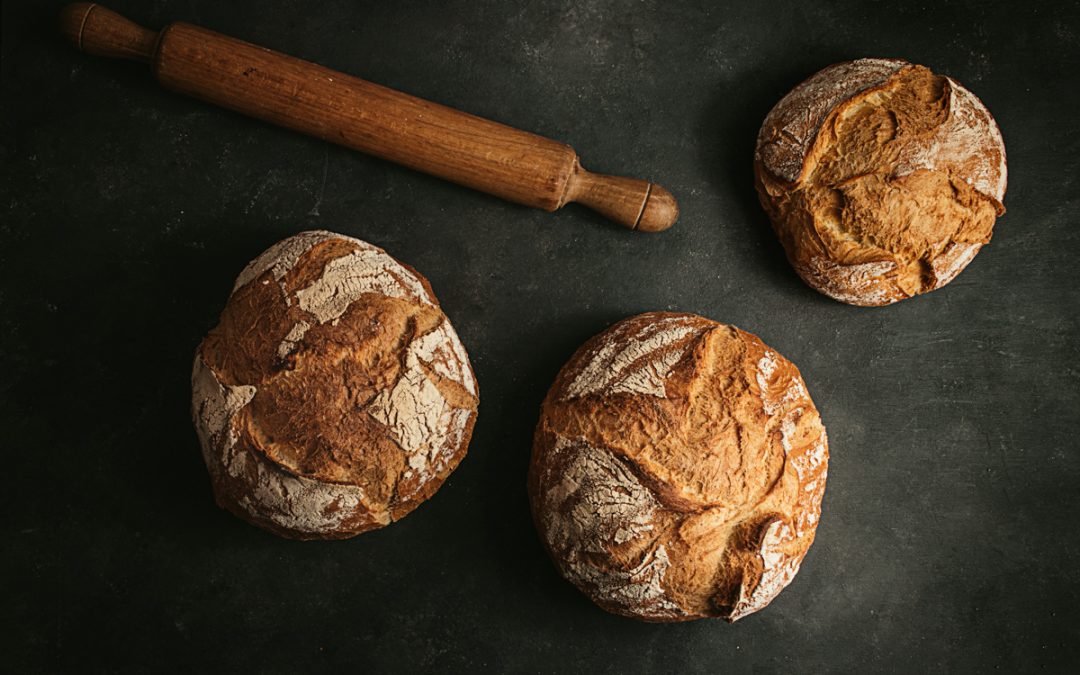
[754,58,1007,306]
[192,230,478,540]
[528,312,828,622]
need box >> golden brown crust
[192,231,479,540]
[528,312,828,622]
[754,59,1007,306]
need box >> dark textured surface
[3,1,1078,672]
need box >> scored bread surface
[754,59,1007,305]
[529,312,828,622]
[192,230,478,539]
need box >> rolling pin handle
[563,163,679,232]
[59,3,159,64]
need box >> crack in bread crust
[528,312,828,622]
[755,59,1007,306]
[192,231,479,539]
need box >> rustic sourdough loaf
[529,312,827,621]
[192,230,478,540]
[755,58,1007,306]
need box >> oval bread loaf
[192,230,479,540]
[754,58,1007,306]
[528,312,828,621]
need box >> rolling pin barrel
[59,3,678,232]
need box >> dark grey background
[3,0,1078,672]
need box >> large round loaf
[528,312,828,622]
[754,58,1007,306]
[192,230,479,540]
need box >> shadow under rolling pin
[59,3,679,232]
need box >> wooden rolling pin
[59,3,678,232]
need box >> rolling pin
[59,3,678,232]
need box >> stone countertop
[3,0,1078,671]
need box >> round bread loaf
[528,312,828,622]
[192,230,479,540]
[754,58,1007,306]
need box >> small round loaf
[528,312,828,622]
[754,58,1007,306]
[192,230,479,540]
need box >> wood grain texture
[58,3,678,232]
[59,3,158,63]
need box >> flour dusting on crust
[794,257,897,306]
[234,447,372,533]
[756,350,808,419]
[232,230,337,292]
[194,231,478,539]
[296,247,433,323]
[542,436,684,619]
[790,439,828,483]
[729,520,803,620]
[757,58,907,183]
[409,322,478,396]
[756,61,1007,307]
[895,78,1007,203]
[193,354,375,534]
[563,316,705,400]
[531,313,829,622]
[757,350,811,454]
[192,356,256,444]
[930,241,982,289]
[276,320,311,358]
[366,348,452,482]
